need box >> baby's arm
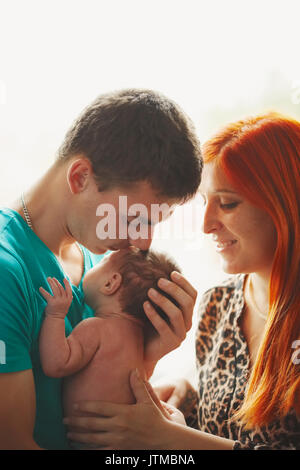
[39,277,99,378]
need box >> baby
[38,247,180,443]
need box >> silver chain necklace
[21,192,33,229]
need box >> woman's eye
[220,202,239,209]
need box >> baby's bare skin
[39,276,146,426]
[63,315,145,417]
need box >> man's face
[68,177,178,255]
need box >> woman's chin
[220,260,241,275]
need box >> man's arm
[39,277,99,377]
[0,370,43,450]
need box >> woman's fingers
[152,384,175,403]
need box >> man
[0,88,201,449]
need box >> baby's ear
[101,272,122,295]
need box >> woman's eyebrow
[213,189,238,194]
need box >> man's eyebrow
[199,188,239,196]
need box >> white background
[0,0,300,386]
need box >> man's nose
[128,235,153,251]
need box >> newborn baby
[38,247,180,440]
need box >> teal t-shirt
[0,208,105,449]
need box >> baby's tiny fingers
[39,286,52,301]
[47,277,62,297]
[63,278,73,298]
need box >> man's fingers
[130,370,170,419]
[154,275,196,331]
[72,400,124,417]
[130,369,156,405]
[170,271,198,301]
[145,291,186,341]
[67,431,110,446]
[63,416,113,432]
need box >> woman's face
[199,162,277,278]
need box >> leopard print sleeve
[233,409,300,450]
[192,276,300,448]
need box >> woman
[64,112,300,449]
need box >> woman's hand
[143,272,197,374]
[63,370,186,450]
[154,378,196,410]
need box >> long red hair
[202,112,300,428]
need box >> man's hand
[39,277,73,319]
[143,271,197,372]
[64,369,186,450]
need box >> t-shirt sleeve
[0,252,33,372]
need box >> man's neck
[10,161,75,257]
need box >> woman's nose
[201,202,222,234]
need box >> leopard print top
[185,274,300,450]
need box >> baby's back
[63,315,145,418]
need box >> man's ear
[67,157,93,194]
[100,273,122,296]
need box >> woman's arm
[64,370,234,450]
[143,271,197,378]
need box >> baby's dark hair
[117,249,181,333]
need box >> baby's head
[82,247,181,331]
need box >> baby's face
[82,247,137,298]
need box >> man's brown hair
[117,249,181,333]
[57,88,202,202]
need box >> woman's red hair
[202,112,300,428]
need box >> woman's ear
[101,273,122,296]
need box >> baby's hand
[39,277,73,319]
